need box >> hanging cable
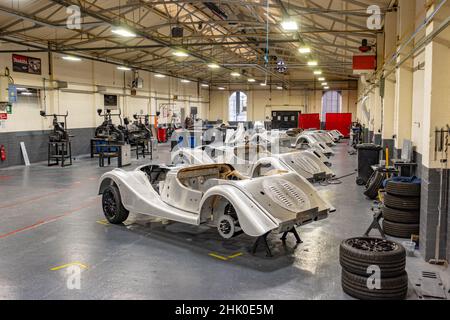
[264,0,270,84]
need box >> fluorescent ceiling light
[62,56,81,61]
[313,70,322,75]
[208,63,220,69]
[181,79,191,83]
[230,72,241,77]
[281,19,298,31]
[277,86,283,90]
[324,86,330,90]
[298,47,311,54]
[16,87,27,91]
[318,77,325,81]
[201,83,209,87]
[112,27,136,37]
[308,61,318,67]
[260,82,267,86]
[321,82,328,86]
[218,87,225,90]
[154,74,166,78]
[117,66,131,71]
[247,78,256,83]
[21,92,32,96]
[173,50,189,57]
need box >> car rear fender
[199,185,278,237]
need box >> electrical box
[0,76,9,103]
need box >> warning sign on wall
[0,113,7,120]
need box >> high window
[322,90,342,120]
[228,91,247,122]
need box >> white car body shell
[98,164,331,237]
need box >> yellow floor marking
[228,252,243,259]
[50,262,88,271]
[209,252,243,261]
[96,219,109,225]
[208,253,228,261]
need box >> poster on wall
[104,94,118,109]
[12,54,42,75]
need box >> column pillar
[419,2,450,261]
[382,10,397,157]
[393,0,415,156]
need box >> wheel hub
[347,238,398,252]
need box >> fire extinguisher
[0,145,6,161]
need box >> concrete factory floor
[0,142,448,300]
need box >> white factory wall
[0,46,209,133]
[209,87,357,122]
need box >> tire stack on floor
[340,237,408,300]
[382,180,421,239]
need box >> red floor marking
[0,176,12,180]
[1,190,65,209]
[1,178,90,210]
[0,199,98,240]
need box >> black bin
[356,143,382,185]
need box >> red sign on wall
[0,113,7,120]
[353,55,376,74]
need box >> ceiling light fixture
[181,79,191,83]
[318,77,325,81]
[324,86,330,90]
[173,50,189,57]
[218,87,225,90]
[308,61,318,67]
[201,83,209,87]
[321,82,328,86]
[208,63,220,69]
[313,70,322,75]
[62,56,81,61]
[277,86,283,90]
[281,19,298,31]
[21,91,32,96]
[154,74,166,78]
[230,72,241,77]
[112,27,136,37]
[260,82,267,86]
[117,66,131,71]
[248,78,256,83]
[298,46,311,54]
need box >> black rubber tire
[386,180,421,197]
[384,193,420,210]
[383,220,419,239]
[342,269,408,300]
[382,206,420,224]
[102,185,129,224]
[339,237,406,278]
[356,177,366,186]
[364,171,385,200]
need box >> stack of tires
[340,237,408,300]
[382,179,421,238]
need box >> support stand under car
[40,111,72,167]
[92,109,131,167]
[133,114,153,159]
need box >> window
[229,91,247,122]
[321,91,342,120]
